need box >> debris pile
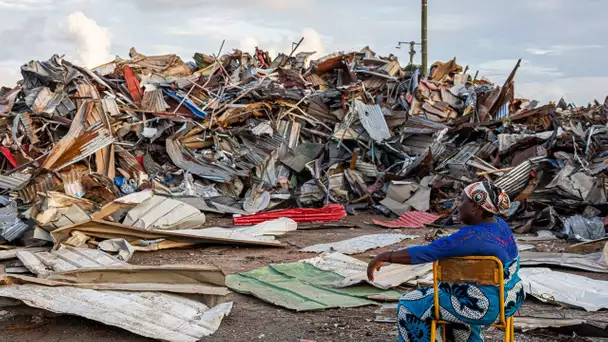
[0,43,607,340]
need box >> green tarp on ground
[226,261,401,311]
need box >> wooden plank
[16,251,50,277]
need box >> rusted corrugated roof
[372,211,440,228]
[305,74,327,87]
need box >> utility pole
[396,41,421,66]
[421,0,428,77]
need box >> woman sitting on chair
[367,181,525,342]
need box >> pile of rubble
[0,43,606,340]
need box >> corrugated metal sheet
[166,137,239,183]
[277,120,300,149]
[227,260,398,311]
[495,156,546,197]
[0,172,31,190]
[355,100,391,143]
[520,268,608,311]
[19,173,55,204]
[304,252,432,290]
[355,160,379,177]
[0,202,29,241]
[142,88,170,112]
[446,142,480,166]
[402,116,448,133]
[300,234,417,255]
[305,74,328,87]
[519,251,607,273]
[234,204,346,225]
[371,211,440,228]
[54,125,115,171]
[0,285,232,342]
[402,135,436,155]
[496,102,510,119]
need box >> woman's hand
[367,252,390,282]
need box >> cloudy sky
[0,0,606,104]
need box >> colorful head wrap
[464,181,511,215]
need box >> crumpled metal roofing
[355,100,391,143]
[372,210,440,228]
[0,172,31,190]
[0,285,233,342]
[495,156,546,197]
[0,202,30,241]
[234,204,347,226]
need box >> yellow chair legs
[429,317,515,342]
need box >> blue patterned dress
[397,217,525,342]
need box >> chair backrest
[433,256,507,326]
[435,257,503,286]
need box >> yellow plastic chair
[430,256,515,342]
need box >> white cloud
[134,0,311,11]
[65,12,113,68]
[170,17,295,43]
[517,77,608,105]
[0,0,52,10]
[298,28,326,60]
[526,0,565,10]
[239,36,260,54]
[381,13,483,32]
[0,60,22,86]
[525,48,555,56]
[526,44,602,56]
[478,59,563,79]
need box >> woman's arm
[366,249,411,281]
[366,227,477,281]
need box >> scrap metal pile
[0,44,607,340]
[0,46,606,244]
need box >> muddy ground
[1,214,606,341]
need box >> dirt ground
[0,214,606,341]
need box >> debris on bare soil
[0,42,606,341]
